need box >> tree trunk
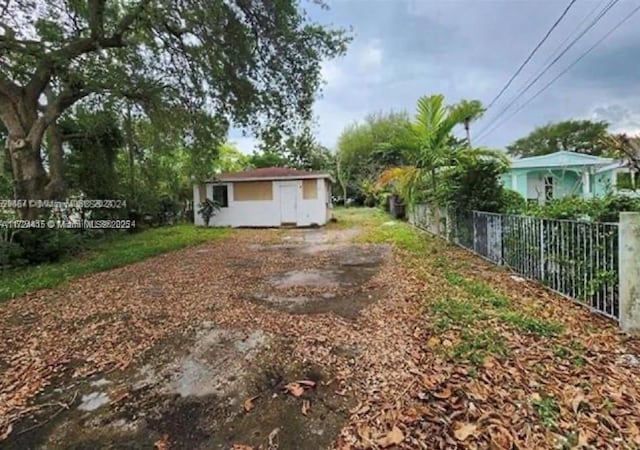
[1,93,57,219]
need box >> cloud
[301,0,640,150]
[321,60,344,87]
[358,39,383,69]
[592,104,640,135]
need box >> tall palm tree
[454,99,486,147]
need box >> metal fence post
[540,218,545,283]
[619,212,640,333]
[473,211,478,254]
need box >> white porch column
[582,170,591,198]
[511,173,518,191]
[619,212,640,333]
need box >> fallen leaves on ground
[376,426,404,448]
[1,211,639,450]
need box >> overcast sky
[229,0,640,154]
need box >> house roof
[509,151,615,170]
[209,167,333,182]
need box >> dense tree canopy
[248,127,334,173]
[336,111,411,204]
[506,120,611,157]
[0,0,349,217]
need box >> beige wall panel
[302,179,318,199]
[233,181,273,201]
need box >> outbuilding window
[212,185,229,207]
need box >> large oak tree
[0,0,348,217]
[507,119,611,157]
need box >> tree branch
[24,0,153,105]
[88,0,106,39]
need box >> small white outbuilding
[193,167,333,227]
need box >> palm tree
[378,94,505,210]
[454,99,486,147]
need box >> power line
[486,0,577,110]
[518,0,607,90]
[477,3,640,143]
[476,0,621,142]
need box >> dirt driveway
[1,224,417,449]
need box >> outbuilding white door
[279,184,298,225]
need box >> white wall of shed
[193,178,330,227]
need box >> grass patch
[451,329,509,365]
[344,210,430,253]
[552,340,586,367]
[430,297,488,331]
[444,271,512,309]
[0,224,230,302]
[499,311,564,337]
[444,271,465,286]
[330,207,387,229]
[532,394,560,429]
[488,295,511,309]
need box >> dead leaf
[377,426,404,448]
[284,383,304,397]
[154,434,170,450]
[0,424,13,441]
[571,393,585,414]
[243,395,259,412]
[432,387,452,399]
[296,380,316,388]
[301,400,311,415]
[454,422,477,441]
[231,445,254,450]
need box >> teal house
[500,151,632,204]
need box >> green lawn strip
[336,208,567,365]
[441,266,564,337]
[0,225,230,302]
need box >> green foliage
[527,195,640,221]
[198,199,221,226]
[1,0,349,212]
[216,143,250,173]
[62,108,123,199]
[431,297,488,331]
[248,150,291,169]
[0,229,88,269]
[500,189,527,214]
[438,158,508,216]
[498,311,564,336]
[451,330,508,365]
[336,111,411,203]
[0,225,229,302]
[507,120,611,157]
[377,95,505,213]
[249,127,334,173]
[532,395,561,429]
[0,239,25,269]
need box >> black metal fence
[411,205,620,321]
